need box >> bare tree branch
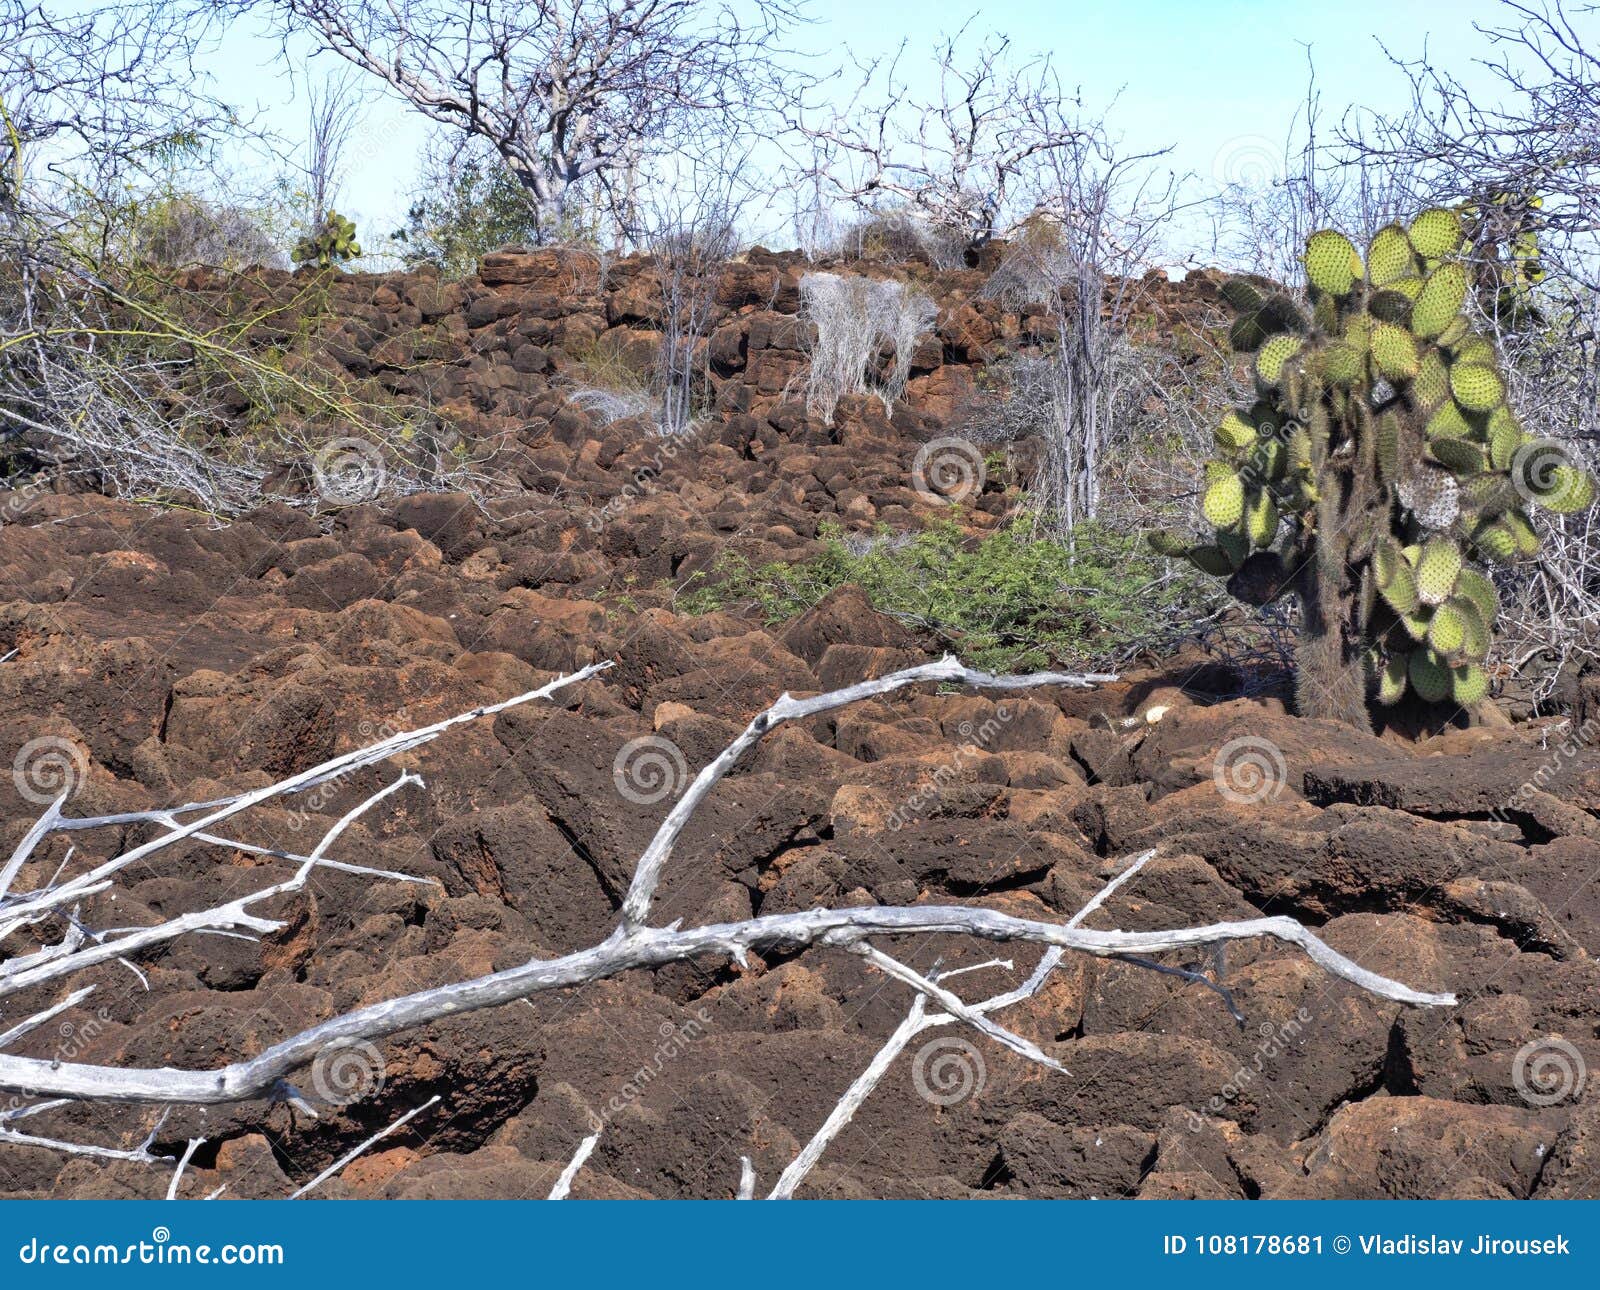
[289,1095,442,1199]
[549,1129,601,1199]
[264,0,807,236]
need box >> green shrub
[681,518,1210,672]
[393,143,608,277]
[394,155,545,278]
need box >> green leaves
[697,519,1210,673]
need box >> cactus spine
[1151,208,1597,729]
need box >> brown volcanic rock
[779,584,920,665]
[1304,739,1600,815]
[1,252,1598,1201]
[1272,1096,1562,1199]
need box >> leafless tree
[0,1,236,490]
[0,3,488,512]
[1039,141,1184,531]
[261,0,806,239]
[0,1,227,187]
[969,114,1186,533]
[634,154,744,435]
[1343,3,1599,286]
[303,69,362,226]
[788,28,1102,263]
[1209,53,1412,287]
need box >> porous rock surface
[0,250,1595,1199]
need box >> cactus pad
[1415,537,1463,605]
[1202,473,1246,528]
[1451,663,1489,706]
[1305,229,1360,296]
[1412,264,1468,339]
[1449,363,1505,412]
[1408,648,1452,703]
[1255,334,1304,389]
[1407,207,1465,259]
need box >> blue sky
[191,0,1517,257]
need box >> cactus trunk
[1295,561,1372,731]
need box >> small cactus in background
[1151,207,1596,730]
[292,211,361,269]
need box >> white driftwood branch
[549,1130,601,1200]
[0,792,66,903]
[0,984,96,1050]
[620,654,1115,927]
[289,1095,442,1200]
[0,652,1455,1212]
[767,851,1155,1199]
[166,1138,204,1200]
[0,1109,174,1165]
[0,663,611,926]
[849,943,1067,1073]
[0,899,1454,1104]
[0,1128,170,1163]
[768,992,933,1200]
[0,774,420,999]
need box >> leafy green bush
[394,155,545,278]
[393,142,608,277]
[680,518,1211,671]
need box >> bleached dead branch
[799,272,937,423]
[549,1131,602,1200]
[0,654,1453,1195]
[289,1096,443,1200]
[765,850,1154,1199]
[167,1138,205,1200]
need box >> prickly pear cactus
[1151,208,1596,729]
[292,212,362,269]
